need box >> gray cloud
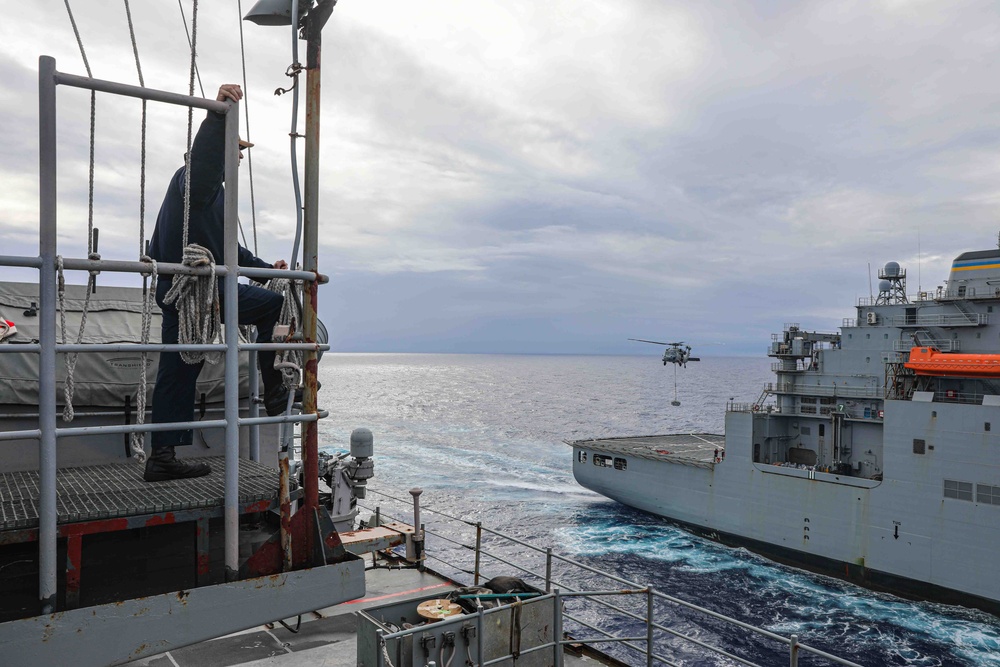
[2,1,999,355]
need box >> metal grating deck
[0,457,279,530]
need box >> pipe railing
[18,56,325,613]
[362,489,863,667]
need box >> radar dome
[878,280,892,292]
[883,261,900,277]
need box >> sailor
[145,83,294,482]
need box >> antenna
[868,262,873,301]
[917,229,921,293]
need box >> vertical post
[409,487,423,567]
[248,332,259,461]
[300,4,327,520]
[376,630,385,667]
[476,603,485,667]
[789,634,799,667]
[545,547,552,592]
[474,522,482,586]
[552,589,563,667]
[223,99,241,580]
[646,586,654,667]
[38,55,59,614]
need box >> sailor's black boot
[264,385,304,416]
[143,446,211,482]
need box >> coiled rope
[162,244,222,365]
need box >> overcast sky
[2,1,1000,355]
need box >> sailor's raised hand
[273,260,288,270]
[216,84,243,103]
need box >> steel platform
[0,457,279,531]
[567,433,726,468]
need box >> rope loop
[266,276,304,389]
[162,244,222,365]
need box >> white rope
[162,244,222,365]
[128,258,158,463]
[380,639,397,667]
[124,0,151,462]
[57,254,100,422]
[266,277,303,388]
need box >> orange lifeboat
[905,347,1000,377]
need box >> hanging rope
[237,0,259,255]
[60,0,101,423]
[169,0,223,367]
[124,0,150,462]
[176,0,205,98]
[56,255,99,422]
[266,276,304,389]
[162,244,222,365]
[131,259,158,463]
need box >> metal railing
[6,57,325,614]
[362,489,863,667]
[765,382,883,399]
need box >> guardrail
[11,56,326,614]
[362,489,863,667]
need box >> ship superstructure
[569,244,1000,614]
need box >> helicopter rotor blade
[629,338,672,346]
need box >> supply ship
[569,243,1000,615]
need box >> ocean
[316,353,1000,666]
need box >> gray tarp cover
[0,281,249,407]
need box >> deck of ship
[567,433,726,469]
[0,457,282,619]
[123,564,617,667]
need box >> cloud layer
[2,1,999,354]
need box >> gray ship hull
[570,249,1000,615]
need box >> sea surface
[316,353,1000,666]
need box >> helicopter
[628,339,702,406]
[628,339,701,368]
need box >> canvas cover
[0,281,250,407]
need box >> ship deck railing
[764,382,883,399]
[360,489,864,667]
[0,56,334,623]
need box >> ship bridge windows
[944,479,974,502]
[977,484,1000,505]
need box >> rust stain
[145,512,177,527]
[176,590,190,605]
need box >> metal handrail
[363,490,863,667]
[20,56,325,613]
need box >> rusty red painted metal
[65,534,82,608]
